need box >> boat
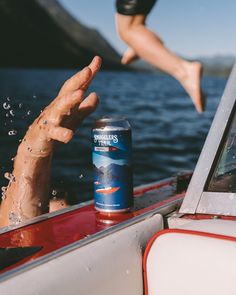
[0,63,235,294]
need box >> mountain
[197,55,235,76]
[0,0,123,69]
[94,163,132,182]
[131,55,236,76]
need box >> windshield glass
[206,106,236,192]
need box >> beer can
[92,117,133,213]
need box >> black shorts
[116,0,157,16]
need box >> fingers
[81,56,102,91]
[56,90,84,114]
[88,56,102,78]
[77,92,99,119]
[58,67,92,97]
[58,56,102,96]
[48,126,74,143]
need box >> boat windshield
[206,106,236,192]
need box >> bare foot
[121,48,139,65]
[180,62,205,113]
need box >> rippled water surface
[0,69,227,203]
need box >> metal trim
[0,198,181,283]
[0,175,179,235]
[197,192,236,215]
[180,62,236,214]
[0,200,94,235]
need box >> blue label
[92,130,133,212]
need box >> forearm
[0,56,101,227]
[0,142,53,227]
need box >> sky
[58,0,236,58]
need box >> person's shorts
[116,0,157,16]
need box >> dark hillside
[0,0,123,69]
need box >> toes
[48,126,74,143]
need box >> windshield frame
[180,63,236,216]
[205,102,236,193]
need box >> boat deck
[0,172,191,276]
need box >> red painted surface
[182,214,236,221]
[143,228,236,295]
[0,183,184,274]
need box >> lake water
[0,69,227,204]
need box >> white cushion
[144,229,236,295]
[169,216,236,237]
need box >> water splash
[3,102,11,110]
[9,110,15,117]
[4,172,12,180]
[8,211,22,225]
[52,189,57,196]
[8,130,17,136]
[1,186,7,200]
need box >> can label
[92,129,133,212]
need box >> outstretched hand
[0,56,102,226]
[22,56,102,157]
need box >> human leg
[121,47,138,65]
[116,13,204,112]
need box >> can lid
[93,116,131,130]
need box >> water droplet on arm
[52,190,57,196]
[1,187,6,192]
[8,211,22,225]
[1,188,7,201]
[4,172,12,180]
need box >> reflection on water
[0,68,226,204]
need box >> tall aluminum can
[92,117,133,213]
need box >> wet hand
[20,56,102,157]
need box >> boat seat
[168,216,236,237]
[143,229,236,295]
